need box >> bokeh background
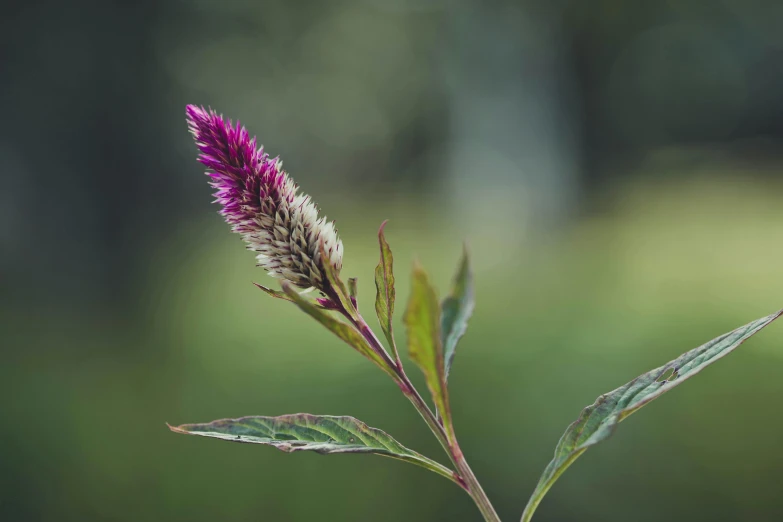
[3,0,783,521]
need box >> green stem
[352,312,501,522]
[398,372,501,522]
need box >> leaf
[374,220,398,359]
[319,241,358,321]
[253,282,293,302]
[169,413,462,487]
[521,310,783,522]
[257,282,338,310]
[404,263,452,437]
[281,282,394,377]
[441,246,474,380]
[348,277,359,306]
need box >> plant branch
[396,370,501,522]
[351,310,501,522]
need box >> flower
[186,105,343,291]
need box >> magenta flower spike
[186,105,343,291]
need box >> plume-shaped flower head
[186,105,343,291]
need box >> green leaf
[521,310,783,522]
[281,282,394,377]
[255,282,337,310]
[404,263,452,437]
[253,282,293,302]
[319,241,358,321]
[374,220,398,359]
[348,277,359,305]
[169,413,462,487]
[441,246,474,380]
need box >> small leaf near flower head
[348,277,359,309]
[281,281,394,377]
[441,245,474,381]
[255,280,346,311]
[404,263,453,439]
[255,281,336,310]
[319,241,358,321]
[520,309,783,522]
[348,278,358,300]
[253,282,294,302]
[168,414,462,488]
[374,220,398,360]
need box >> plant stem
[352,312,501,522]
[398,372,501,522]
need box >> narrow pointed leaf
[404,263,452,437]
[253,282,294,302]
[319,241,358,321]
[282,282,394,377]
[441,246,474,380]
[169,414,461,487]
[348,277,359,305]
[521,310,783,522]
[374,220,397,358]
[258,282,337,310]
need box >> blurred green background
[3,0,783,521]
